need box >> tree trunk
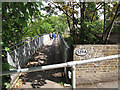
[102,2,106,42]
[72,3,76,44]
[80,2,85,43]
[104,3,120,44]
[66,12,71,35]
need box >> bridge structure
[1,33,120,89]
[2,33,70,88]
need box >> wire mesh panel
[57,33,69,63]
[7,51,16,67]
[57,33,70,83]
[7,34,50,69]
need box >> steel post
[72,65,76,89]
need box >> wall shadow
[19,38,65,88]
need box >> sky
[98,9,104,20]
[99,12,104,20]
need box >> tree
[46,1,120,44]
[46,2,104,44]
[103,2,120,43]
[2,2,41,48]
[25,15,68,37]
[2,2,41,89]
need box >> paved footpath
[77,80,119,88]
[17,38,65,88]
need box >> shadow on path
[19,38,65,88]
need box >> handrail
[1,54,120,89]
[1,54,119,76]
[8,34,43,50]
[57,33,70,83]
[58,33,69,48]
[7,34,50,69]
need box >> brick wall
[73,45,119,86]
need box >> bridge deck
[15,38,65,88]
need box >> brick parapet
[73,45,119,85]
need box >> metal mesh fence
[57,33,69,63]
[7,34,50,69]
[57,33,70,83]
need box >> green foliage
[64,20,104,44]
[2,2,41,47]
[49,2,104,44]
[24,15,68,38]
[5,47,10,51]
[2,62,10,71]
[49,2,120,44]
[2,61,10,89]
[112,22,120,32]
[64,35,73,46]
[85,2,99,20]
[2,3,68,89]
[2,2,41,89]
[24,20,52,37]
[58,82,64,85]
[4,82,10,88]
[44,15,68,33]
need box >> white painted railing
[1,54,120,89]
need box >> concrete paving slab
[40,80,64,88]
[76,81,119,88]
[96,81,118,88]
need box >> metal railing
[57,33,69,63]
[7,35,42,51]
[1,54,120,89]
[7,34,50,69]
[6,34,50,86]
[57,33,70,83]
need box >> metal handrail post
[72,65,76,89]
